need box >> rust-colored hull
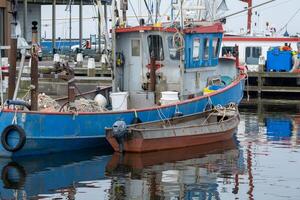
[106,127,237,153]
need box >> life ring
[1,125,26,152]
[1,161,26,189]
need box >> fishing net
[38,93,61,111]
[62,98,107,112]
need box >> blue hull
[0,77,245,157]
[0,149,111,198]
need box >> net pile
[38,93,61,111]
[64,98,107,112]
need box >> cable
[129,0,140,23]
[278,6,300,33]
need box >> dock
[245,69,300,98]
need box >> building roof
[223,36,300,42]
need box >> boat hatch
[185,33,222,68]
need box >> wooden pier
[245,67,300,98]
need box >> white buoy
[94,94,107,108]
[87,58,95,69]
[53,54,60,63]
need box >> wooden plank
[241,99,300,105]
[245,86,300,93]
[248,71,300,78]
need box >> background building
[0,0,10,52]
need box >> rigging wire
[278,6,300,33]
[128,0,140,24]
[143,0,153,23]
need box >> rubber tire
[1,161,26,189]
[1,125,26,152]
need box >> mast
[179,0,184,100]
[111,0,117,92]
[8,0,18,100]
[67,0,72,52]
[30,21,39,111]
[240,0,252,34]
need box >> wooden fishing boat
[106,106,240,152]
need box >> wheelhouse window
[131,39,140,56]
[212,38,220,58]
[192,38,200,60]
[245,47,262,65]
[222,46,239,57]
[168,36,180,60]
[148,35,164,60]
[203,38,209,60]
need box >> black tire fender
[1,161,26,189]
[1,125,26,152]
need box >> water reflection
[0,104,298,199]
[106,139,245,200]
[0,149,112,199]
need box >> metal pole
[30,21,39,111]
[69,3,72,51]
[104,3,108,53]
[111,0,116,92]
[79,0,83,49]
[8,0,18,100]
[0,48,3,106]
[23,0,28,40]
[149,57,156,92]
[97,1,102,55]
[98,5,101,54]
[247,0,252,34]
[52,0,56,54]
[179,0,184,100]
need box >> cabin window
[193,38,200,60]
[148,35,164,60]
[168,36,180,60]
[245,47,262,65]
[131,39,140,56]
[203,37,209,60]
[222,46,236,57]
[212,38,220,58]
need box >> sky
[41,0,300,39]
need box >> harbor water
[0,103,299,200]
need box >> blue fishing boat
[0,4,246,157]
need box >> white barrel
[161,91,179,100]
[110,92,128,111]
[87,58,95,69]
[53,54,60,63]
[160,91,179,105]
[76,53,83,62]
